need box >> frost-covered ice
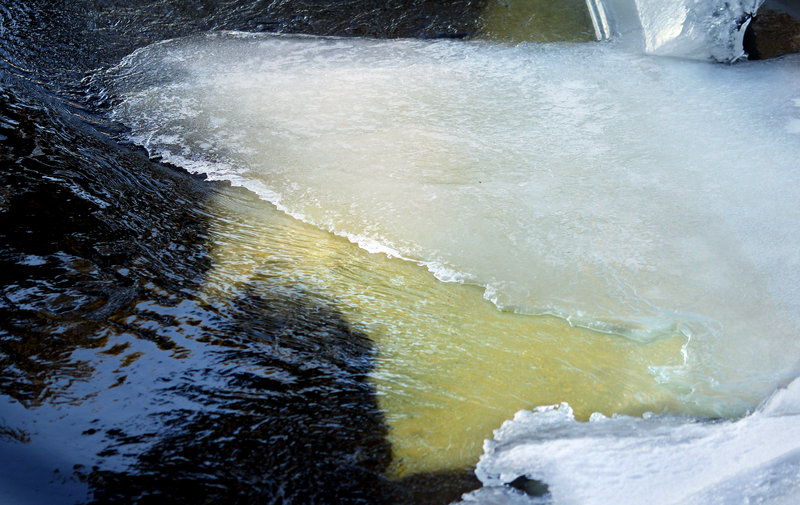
[461,377,800,505]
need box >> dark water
[0,1,486,503]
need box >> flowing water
[2,0,800,503]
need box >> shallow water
[0,1,491,503]
[200,183,689,475]
[479,0,596,42]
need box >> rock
[746,4,800,59]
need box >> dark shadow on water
[84,288,392,505]
[0,63,479,505]
[82,285,480,504]
[1,1,486,503]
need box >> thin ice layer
[102,33,800,406]
[462,377,800,505]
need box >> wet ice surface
[104,32,800,410]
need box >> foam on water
[462,376,800,504]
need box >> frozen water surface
[100,0,800,496]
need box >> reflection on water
[82,276,397,505]
[0,1,493,499]
[0,76,476,502]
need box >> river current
[2,1,799,504]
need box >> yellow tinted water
[202,184,688,476]
[479,0,597,42]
